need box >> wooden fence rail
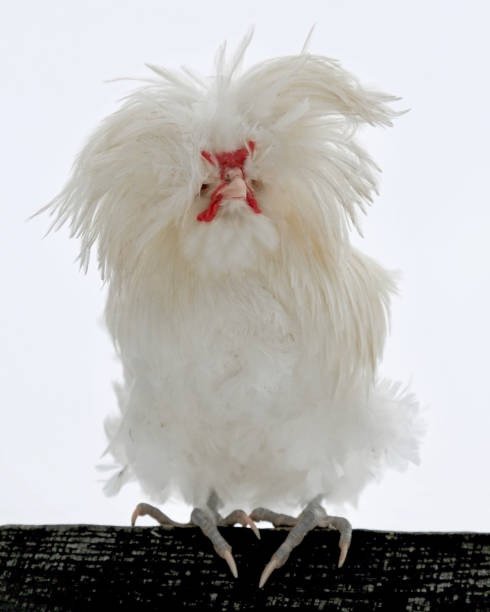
[1,525,488,610]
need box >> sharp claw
[245,516,261,540]
[338,540,349,568]
[333,517,352,568]
[222,510,261,540]
[222,549,238,578]
[131,505,141,526]
[259,556,279,588]
[323,515,352,568]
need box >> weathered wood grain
[0,525,488,610]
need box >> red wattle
[246,189,262,214]
[197,194,222,222]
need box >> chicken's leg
[251,496,352,588]
[131,492,260,578]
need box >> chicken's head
[40,32,401,284]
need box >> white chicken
[40,32,422,586]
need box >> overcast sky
[1,0,489,532]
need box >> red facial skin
[197,142,261,222]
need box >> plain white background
[1,1,489,531]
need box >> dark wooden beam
[1,525,489,610]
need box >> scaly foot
[131,498,260,578]
[250,497,352,587]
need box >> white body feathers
[44,36,422,513]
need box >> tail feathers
[372,378,425,472]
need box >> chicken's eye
[251,179,263,190]
[200,184,209,194]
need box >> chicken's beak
[220,175,247,203]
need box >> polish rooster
[40,32,422,587]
